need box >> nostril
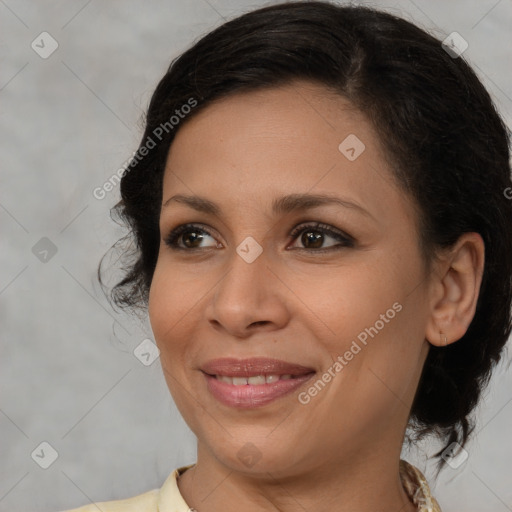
[250,321,269,327]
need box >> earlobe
[425,232,485,347]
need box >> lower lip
[203,372,315,408]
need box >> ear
[425,232,485,347]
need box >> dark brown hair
[98,1,512,474]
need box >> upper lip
[201,357,316,378]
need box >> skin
[148,80,484,512]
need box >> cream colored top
[62,459,441,512]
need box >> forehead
[161,81,412,227]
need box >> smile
[203,371,315,408]
[213,374,296,385]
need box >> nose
[205,245,290,338]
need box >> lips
[201,357,316,408]
[201,357,316,378]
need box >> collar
[399,459,442,511]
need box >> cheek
[148,261,209,376]
[148,261,194,342]
[148,264,190,373]
[326,296,426,429]
[312,261,400,341]
[148,268,214,439]
[315,255,424,394]
[148,269,197,405]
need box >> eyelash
[163,222,354,253]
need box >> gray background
[1,0,511,511]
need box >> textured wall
[1,1,511,511]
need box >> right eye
[164,223,222,250]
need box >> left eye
[163,222,354,252]
[288,222,354,251]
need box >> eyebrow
[162,193,373,219]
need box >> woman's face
[148,81,433,476]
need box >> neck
[177,448,417,512]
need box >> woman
[65,1,512,511]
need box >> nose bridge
[217,238,270,301]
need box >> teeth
[232,377,248,386]
[215,374,295,385]
[248,375,266,385]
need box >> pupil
[303,231,322,248]
[184,231,203,247]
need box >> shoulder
[59,488,159,512]
[58,464,196,512]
